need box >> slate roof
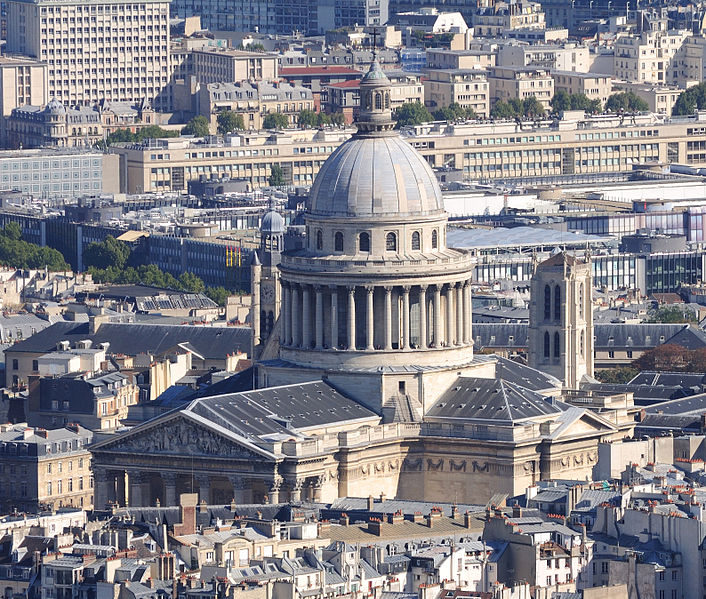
[580,382,688,404]
[629,371,706,388]
[426,378,561,423]
[189,381,378,433]
[493,356,562,391]
[644,392,706,415]
[7,321,252,360]
[658,325,706,350]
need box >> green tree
[490,100,518,119]
[522,96,546,118]
[217,111,245,134]
[392,101,433,127]
[83,236,131,271]
[550,90,572,112]
[672,81,706,116]
[179,271,206,293]
[594,367,639,384]
[135,126,179,141]
[181,115,211,137]
[432,102,475,122]
[205,286,230,306]
[3,222,22,242]
[605,91,649,113]
[647,306,697,324]
[268,164,286,186]
[329,113,346,126]
[298,109,320,128]
[262,112,290,129]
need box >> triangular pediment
[91,413,275,460]
[546,407,617,441]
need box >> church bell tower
[528,252,593,389]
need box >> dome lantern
[356,59,395,134]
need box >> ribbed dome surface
[308,135,444,218]
[261,209,285,233]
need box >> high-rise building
[5,0,171,110]
[0,55,47,147]
[528,253,594,389]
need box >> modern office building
[0,149,119,197]
[5,0,171,110]
[0,56,48,148]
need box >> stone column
[330,285,339,349]
[456,282,464,346]
[433,285,442,347]
[230,475,249,504]
[419,285,428,349]
[289,479,304,503]
[446,284,455,346]
[268,476,283,504]
[366,286,375,350]
[463,281,472,344]
[315,286,324,350]
[347,286,356,350]
[282,282,291,347]
[115,470,127,507]
[402,286,410,350]
[93,467,109,510]
[291,284,300,347]
[302,285,312,349]
[195,475,210,504]
[384,286,393,350]
[129,472,145,507]
[163,473,176,507]
[310,475,324,503]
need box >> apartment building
[0,56,47,147]
[0,423,93,512]
[474,0,546,37]
[5,0,171,110]
[552,71,612,104]
[614,82,682,115]
[197,81,314,131]
[497,42,590,72]
[425,48,496,71]
[614,29,692,85]
[488,65,554,109]
[172,48,279,85]
[112,127,353,193]
[681,35,706,85]
[423,69,490,117]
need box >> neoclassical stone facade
[91,61,637,508]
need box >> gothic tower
[528,252,593,389]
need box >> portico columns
[384,286,393,350]
[330,285,339,349]
[366,286,374,350]
[446,284,455,345]
[302,285,312,349]
[402,286,410,350]
[283,283,291,346]
[163,473,176,507]
[93,467,109,510]
[419,285,428,349]
[291,284,301,347]
[315,286,324,349]
[456,282,464,346]
[463,281,472,344]
[433,285,442,347]
[347,286,356,350]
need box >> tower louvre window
[554,285,561,321]
[544,285,551,321]
[543,331,550,358]
[554,332,560,359]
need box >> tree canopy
[490,97,546,119]
[432,102,476,122]
[393,102,433,127]
[0,223,69,271]
[181,115,211,137]
[82,236,131,271]
[102,126,179,147]
[550,91,602,114]
[217,111,245,134]
[297,109,346,128]
[647,306,698,324]
[672,81,706,116]
[268,164,286,186]
[262,112,290,129]
[604,91,649,113]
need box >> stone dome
[261,209,285,233]
[307,135,444,218]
